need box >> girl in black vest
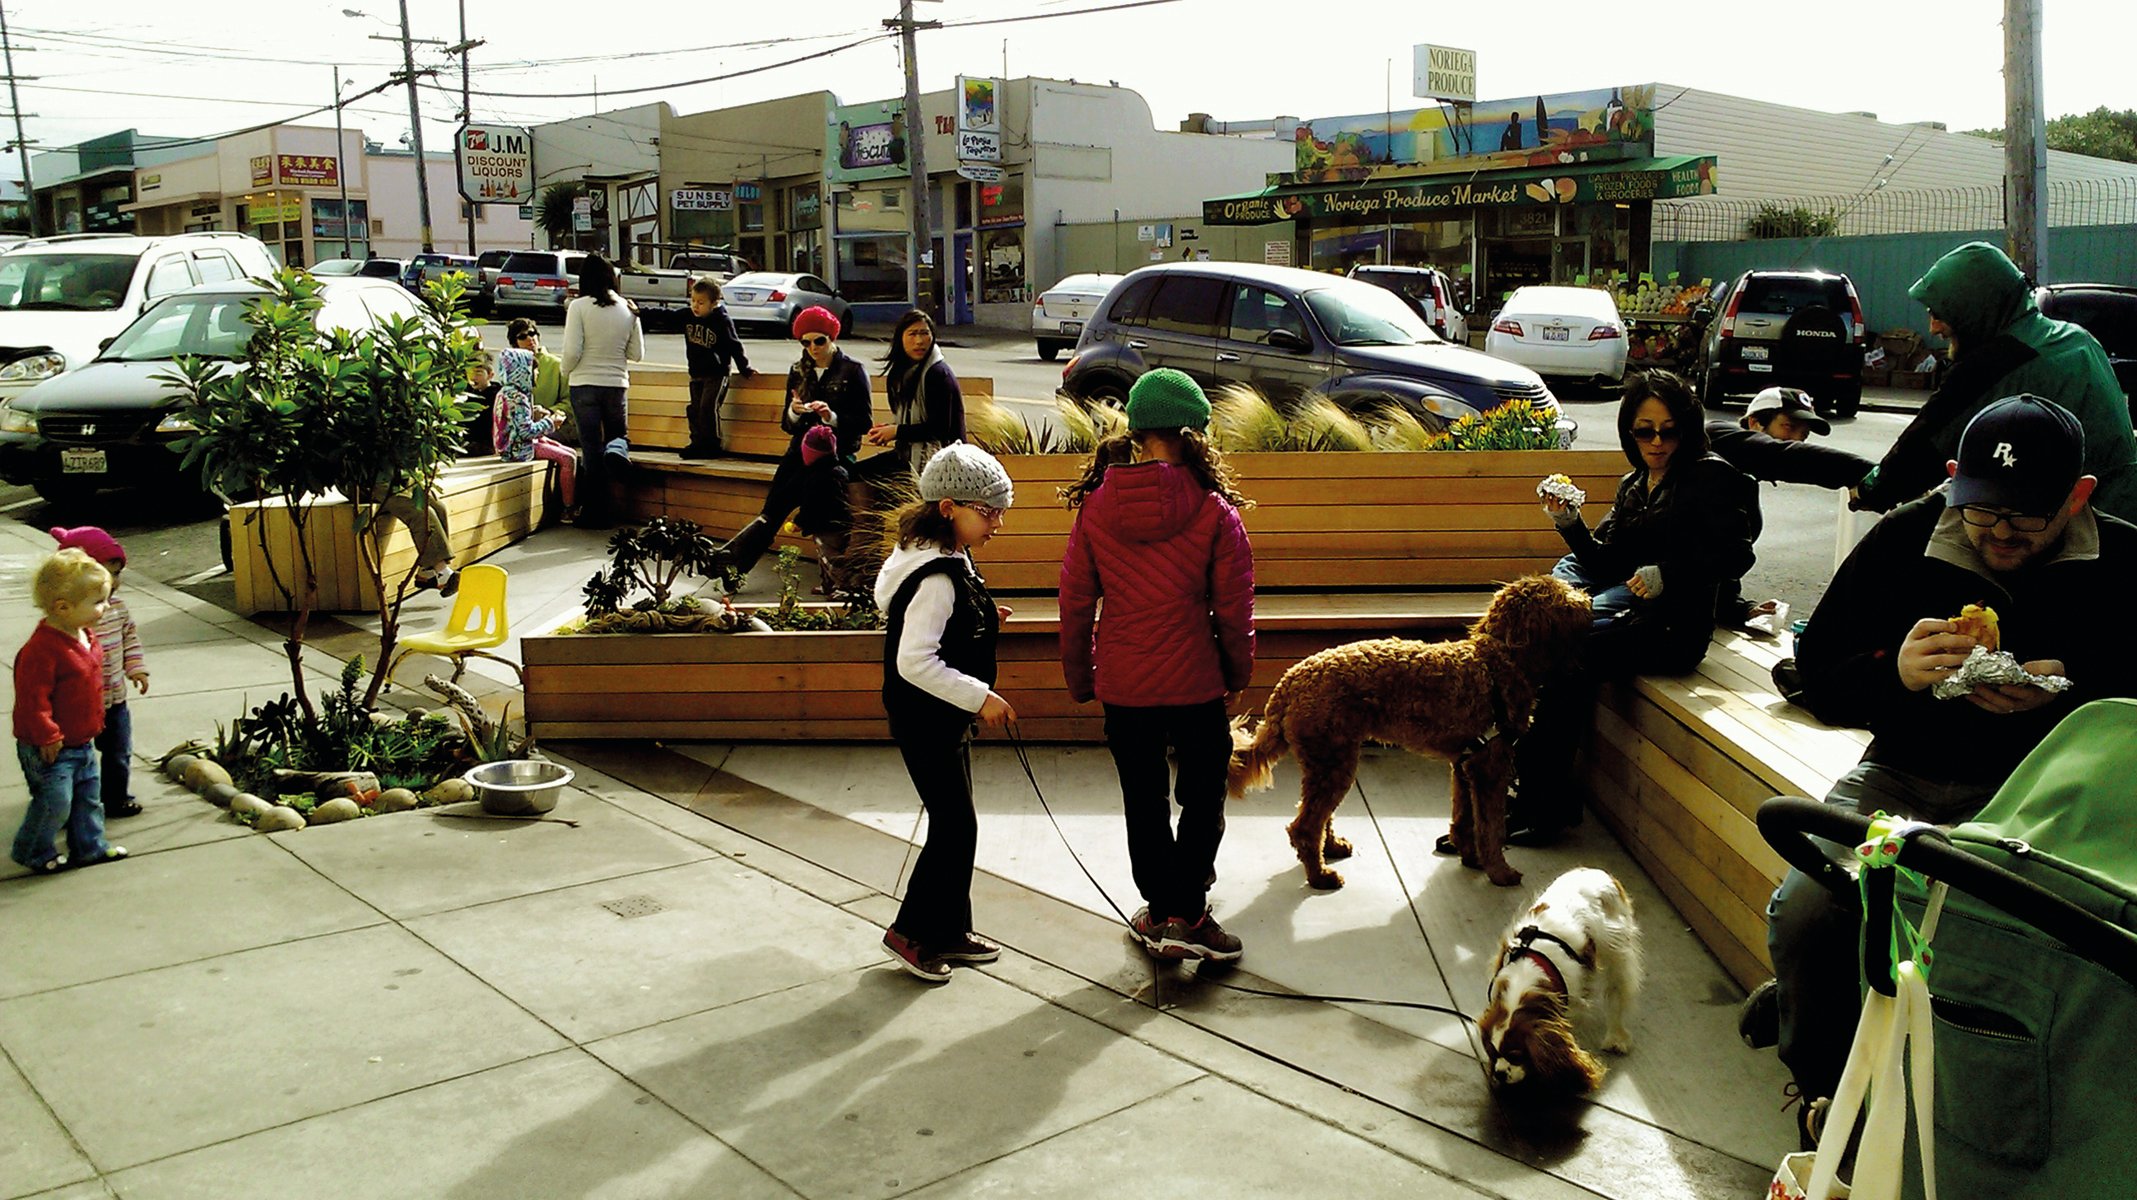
[872,442,1017,982]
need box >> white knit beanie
[918,442,1014,510]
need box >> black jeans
[718,455,811,576]
[686,374,726,450]
[571,384,629,494]
[1103,699,1232,921]
[891,717,978,949]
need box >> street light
[343,5,433,253]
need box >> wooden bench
[230,458,549,615]
[524,590,1496,742]
[1584,629,1871,990]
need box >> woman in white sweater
[557,254,644,524]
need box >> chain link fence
[1654,175,2137,242]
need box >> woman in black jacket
[1494,370,1755,842]
[711,306,873,590]
[861,309,967,482]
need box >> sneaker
[881,928,951,983]
[436,568,460,598]
[76,846,127,867]
[1166,909,1244,963]
[937,933,1000,964]
[677,444,716,460]
[106,799,143,819]
[1129,906,1189,959]
[1739,978,1780,1049]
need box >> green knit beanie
[1125,368,1211,432]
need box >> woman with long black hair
[557,254,643,525]
[861,309,966,483]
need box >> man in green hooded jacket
[1854,241,2137,520]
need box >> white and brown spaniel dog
[1477,867,1641,1093]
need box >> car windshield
[1303,283,1438,346]
[0,254,137,312]
[500,253,557,274]
[99,292,260,361]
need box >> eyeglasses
[956,501,1006,521]
[1629,426,1682,443]
[1954,505,2053,533]
[799,335,830,348]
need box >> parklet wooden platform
[1585,629,1870,990]
[524,591,1496,742]
[229,459,548,615]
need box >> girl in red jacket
[1060,369,1256,962]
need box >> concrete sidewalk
[0,517,1794,1199]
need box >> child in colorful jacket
[51,527,148,818]
[494,346,580,516]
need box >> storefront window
[835,187,908,233]
[977,175,1023,228]
[980,228,1024,304]
[310,198,370,260]
[835,233,908,303]
[789,183,821,231]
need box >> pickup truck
[613,250,756,326]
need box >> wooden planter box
[524,594,1497,742]
[230,459,548,615]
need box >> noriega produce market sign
[1204,155,1717,225]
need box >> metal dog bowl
[465,759,573,815]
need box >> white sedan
[723,272,851,338]
[1031,272,1124,361]
[1484,285,1627,384]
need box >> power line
[458,31,894,100]
[934,0,1188,29]
[15,25,406,69]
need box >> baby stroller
[1759,697,2137,1199]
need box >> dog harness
[1503,925,1590,997]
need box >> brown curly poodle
[1227,575,1591,889]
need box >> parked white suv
[0,232,278,399]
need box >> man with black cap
[1706,386,1876,628]
[1742,394,2137,1147]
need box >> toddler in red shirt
[10,548,126,873]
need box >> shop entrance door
[1481,238,1551,310]
[952,232,975,325]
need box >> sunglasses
[1954,505,2053,534]
[956,501,1006,521]
[1630,426,1682,443]
[799,335,830,348]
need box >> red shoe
[881,928,951,982]
[937,933,1000,964]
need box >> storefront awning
[118,190,217,214]
[1202,154,1718,226]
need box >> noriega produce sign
[1205,156,1717,225]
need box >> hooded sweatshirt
[1858,242,2137,519]
[1059,460,1255,707]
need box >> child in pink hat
[50,528,149,818]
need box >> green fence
[1652,224,2137,339]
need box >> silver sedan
[723,272,851,338]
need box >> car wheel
[838,311,852,339]
[1037,341,1061,362]
[1700,363,1727,410]
[1085,379,1129,410]
[219,514,234,574]
[1828,385,1861,420]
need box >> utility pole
[331,66,353,258]
[2004,0,2046,280]
[448,0,485,255]
[887,0,941,317]
[396,0,433,253]
[0,0,38,236]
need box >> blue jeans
[97,702,132,806]
[12,741,106,869]
[1549,554,1638,629]
[1765,761,1999,1098]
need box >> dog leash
[1001,723,1492,1076]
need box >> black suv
[2036,283,2137,413]
[1059,262,1560,433]
[1695,269,1868,417]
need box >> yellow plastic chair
[388,564,524,687]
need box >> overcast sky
[5,0,2125,183]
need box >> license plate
[732,291,761,303]
[1059,321,1082,337]
[1740,345,1770,361]
[1748,363,1774,372]
[1543,326,1570,342]
[60,448,106,474]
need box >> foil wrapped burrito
[1931,645,2074,701]
[1537,473,1587,509]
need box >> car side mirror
[98,336,116,353]
[1266,328,1310,353]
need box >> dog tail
[1226,692,1289,798]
